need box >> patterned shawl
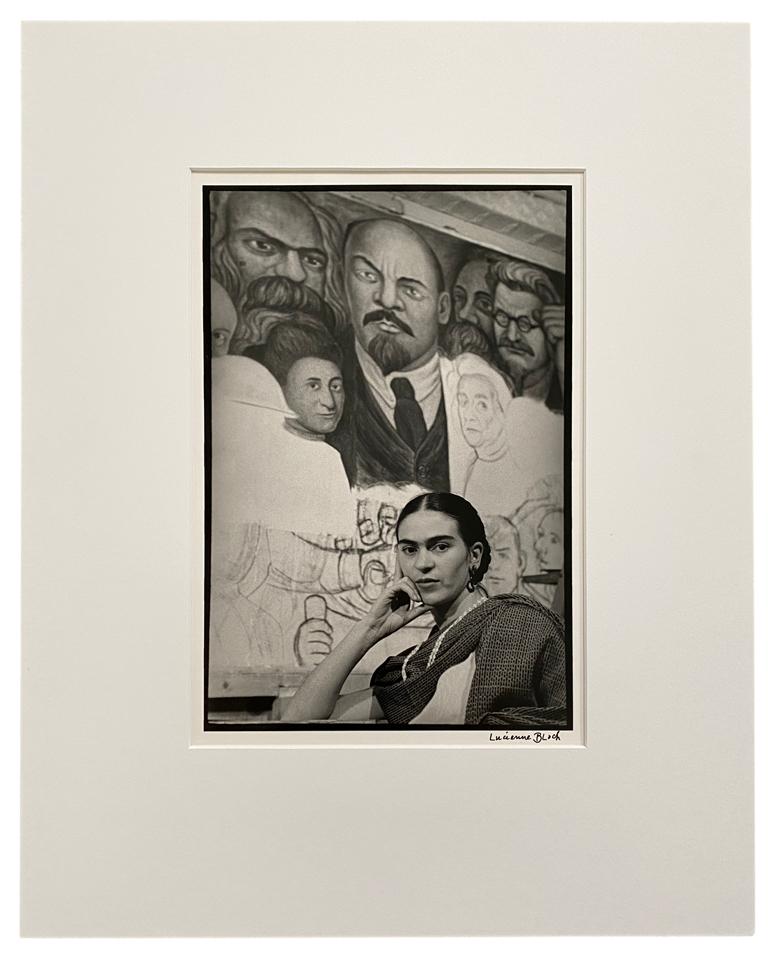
[370,594,567,728]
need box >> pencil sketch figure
[483,515,527,596]
[294,594,334,668]
[535,507,564,571]
[448,352,563,517]
[356,496,399,549]
[205,186,571,724]
[512,476,565,613]
[209,522,284,670]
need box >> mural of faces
[534,509,564,571]
[283,357,345,436]
[457,373,505,451]
[344,220,450,375]
[225,191,328,296]
[492,283,550,381]
[452,257,494,340]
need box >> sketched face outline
[452,258,494,339]
[534,509,564,571]
[457,373,504,449]
[225,191,328,296]
[492,283,550,378]
[484,517,525,594]
[283,357,345,436]
[344,220,449,372]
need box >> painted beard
[366,332,415,376]
[496,344,537,385]
[229,275,332,355]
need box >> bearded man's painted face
[225,191,328,296]
[452,258,494,340]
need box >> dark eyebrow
[234,227,287,249]
[235,228,326,262]
[351,254,380,274]
[399,276,428,290]
[299,247,327,261]
[398,534,456,548]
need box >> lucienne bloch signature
[488,731,561,743]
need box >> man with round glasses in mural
[486,257,566,413]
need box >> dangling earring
[466,567,477,592]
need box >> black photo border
[201,183,574,734]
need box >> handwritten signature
[488,731,561,743]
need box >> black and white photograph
[18,17,756,940]
[203,184,577,733]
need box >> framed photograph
[194,172,585,747]
[22,21,753,936]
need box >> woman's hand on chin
[361,559,431,643]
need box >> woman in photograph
[283,492,567,727]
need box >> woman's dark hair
[258,320,343,388]
[395,492,492,582]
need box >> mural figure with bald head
[334,218,496,492]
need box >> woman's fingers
[401,603,431,624]
[392,553,403,581]
[391,575,421,605]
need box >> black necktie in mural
[391,377,427,451]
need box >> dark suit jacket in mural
[331,356,450,491]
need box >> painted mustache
[499,339,535,356]
[362,308,415,338]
